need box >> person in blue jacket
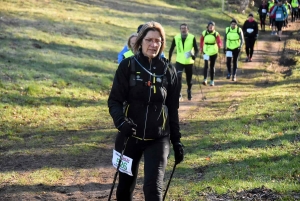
[118,24,165,64]
[117,25,143,64]
[271,0,288,41]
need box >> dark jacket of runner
[242,20,259,38]
[108,50,181,143]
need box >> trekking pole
[163,163,177,201]
[196,55,206,100]
[108,137,129,201]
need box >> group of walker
[258,0,299,40]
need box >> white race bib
[112,149,133,176]
[276,13,282,19]
[262,9,267,13]
[185,51,191,59]
[226,51,233,58]
[247,28,254,33]
[203,54,209,60]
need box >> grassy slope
[0,0,299,200]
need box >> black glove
[191,55,195,60]
[120,118,137,137]
[173,142,184,165]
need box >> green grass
[0,0,299,200]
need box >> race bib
[276,13,282,18]
[226,51,233,57]
[185,51,191,59]
[203,54,209,60]
[262,9,267,13]
[112,149,133,176]
[247,28,254,33]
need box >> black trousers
[226,48,240,76]
[260,14,267,27]
[115,133,170,201]
[176,62,193,92]
[292,8,298,21]
[245,37,256,59]
[203,54,218,80]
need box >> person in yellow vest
[223,19,244,82]
[169,23,199,100]
[283,0,292,28]
[122,33,138,60]
[199,21,222,86]
[290,0,299,22]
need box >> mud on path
[1,3,299,201]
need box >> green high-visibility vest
[123,50,134,58]
[225,27,241,50]
[291,0,299,8]
[284,3,290,14]
[174,34,195,64]
[268,2,274,11]
[202,30,219,56]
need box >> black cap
[137,24,143,33]
[207,21,215,26]
[248,13,254,17]
[230,19,237,24]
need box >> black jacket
[108,50,181,143]
[242,20,259,38]
[258,3,268,16]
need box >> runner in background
[117,25,143,64]
[169,23,199,100]
[267,0,275,29]
[269,1,278,35]
[258,0,268,31]
[199,21,222,86]
[271,0,288,41]
[122,33,138,60]
[283,0,292,29]
[223,19,244,82]
[290,0,299,22]
[242,13,259,62]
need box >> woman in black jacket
[242,13,259,62]
[108,21,184,201]
[258,0,268,31]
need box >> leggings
[176,62,193,92]
[292,8,298,21]
[115,133,170,201]
[260,14,267,28]
[203,54,218,80]
[245,37,256,59]
[275,21,284,31]
[226,48,240,76]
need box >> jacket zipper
[143,60,152,140]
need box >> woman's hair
[127,33,138,50]
[133,21,166,56]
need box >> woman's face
[208,24,215,31]
[141,30,162,59]
[129,36,137,50]
[231,23,237,29]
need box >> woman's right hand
[120,118,137,137]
